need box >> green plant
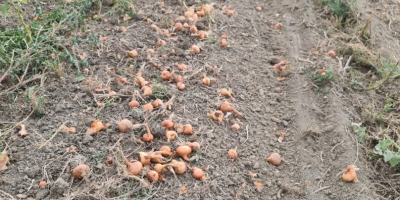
[319,0,356,26]
[352,122,367,143]
[151,83,168,99]
[312,68,335,84]
[383,94,395,113]
[368,60,400,90]
[374,139,400,167]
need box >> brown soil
[1,0,400,199]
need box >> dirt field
[1,0,400,199]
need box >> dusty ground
[1,0,400,199]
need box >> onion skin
[266,153,281,166]
[142,124,154,142]
[72,164,90,179]
[166,131,178,142]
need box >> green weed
[319,0,356,26]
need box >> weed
[312,68,335,84]
[383,94,395,113]
[151,83,168,99]
[208,37,217,44]
[318,0,356,26]
[92,150,106,163]
[374,139,400,167]
[352,122,367,142]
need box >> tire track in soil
[211,0,377,199]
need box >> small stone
[282,120,289,127]
[27,166,40,178]
[253,162,260,169]
[83,135,93,144]
[35,189,49,200]
[16,194,27,199]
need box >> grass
[309,68,335,94]
[318,0,356,27]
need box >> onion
[328,50,336,58]
[142,124,154,142]
[256,7,262,12]
[183,23,189,28]
[220,39,228,47]
[182,124,193,135]
[38,180,47,187]
[166,130,178,142]
[72,164,90,179]
[219,101,244,117]
[143,103,153,112]
[198,30,207,39]
[152,99,163,108]
[192,167,206,180]
[154,163,169,173]
[17,124,29,137]
[170,159,187,174]
[207,110,224,122]
[220,88,233,99]
[266,152,281,166]
[106,156,113,165]
[231,123,240,131]
[161,70,171,81]
[228,147,238,161]
[157,39,166,47]
[274,23,283,29]
[125,50,138,58]
[175,63,187,71]
[342,165,359,182]
[161,119,174,129]
[174,75,183,83]
[226,9,234,16]
[159,146,174,157]
[118,119,133,133]
[127,160,143,175]
[190,45,200,54]
[146,49,155,58]
[147,170,160,183]
[176,145,192,161]
[202,73,211,86]
[196,10,205,17]
[142,86,152,96]
[129,100,140,108]
[189,25,198,33]
[184,142,200,151]
[139,152,151,167]
[177,82,186,90]
[150,24,157,29]
[175,22,183,31]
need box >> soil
[1,0,400,200]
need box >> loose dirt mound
[1,0,400,199]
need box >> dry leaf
[249,170,257,178]
[311,50,319,55]
[254,182,263,192]
[99,35,108,41]
[123,14,132,21]
[278,130,285,143]
[61,125,76,133]
[17,124,29,137]
[120,26,127,32]
[179,185,187,196]
[235,191,242,198]
[277,77,286,82]
[86,120,110,135]
[0,151,9,171]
